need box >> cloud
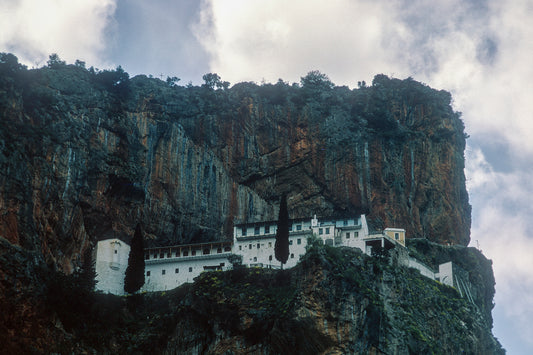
[194,0,403,85]
[108,0,209,83]
[466,147,533,351]
[420,0,533,158]
[0,0,116,67]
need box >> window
[114,250,118,254]
[249,244,252,250]
[242,227,247,236]
[159,253,164,258]
[253,257,257,262]
[343,220,348,226]
[146,271,151,276]
[257,243,260,249]
[319,228,323,235]
[217,247,222,253]
[183,250,188,257]
[296,225,302,231]
[224,246,231,252]
[254,226,260,235]
[325,227,330,234]
[268,242,272,247]
[289,225,293,231]
[297,238,301,245]
[145,254,149,260]
[290,253,294,259]
[203,248,210,255]
[269,255,273,261]
[175,268,179,273]
[346,232,350,239]
[265,225,270,234]
[395,233,400,240]
[189,267,193,272]
[191,250,196,256]
[239,245,242,250]
[167,252,171,258]
[162,269,166,275]
[354,232,358,238]
[289,240,293,245]
[153,253,157,259]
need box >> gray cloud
[109,0,209,82]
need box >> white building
[141,241,233,292]
[95,238,130,295]
[231,214,406,268]
[94,215,418,294]
[233,218,313,269]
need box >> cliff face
[0,60,469,272]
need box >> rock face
[162,246,503,354]
[0,60,469,273]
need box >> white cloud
[426,0,533,158]
[466,147,533,350]
[0,0,116,67]
[195,0,403,85]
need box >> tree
[0,53,26,74]
[202,72,229,90]
[202,73,221,89]
[274,194,290,268]
[166,76,180,87]
[124,224,145,294]
[47,53,66,68]
[300,70,334,92]
[95,65,130,98]
[74,59,86,68]
[77,245,97,292]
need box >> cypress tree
[124,223,145,294]
[78,245,97,292]
[274,194,290,268]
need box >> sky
[1,0,532,353]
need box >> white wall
[408,257,437,280]
[95,239,130,295]
[142,254,232,292]
[234,232,309,269]
[438,261,454,287]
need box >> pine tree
[124,223,145,294]
[274,194,290,268]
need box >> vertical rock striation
[0,61,469,273]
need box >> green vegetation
[407,238,497,327]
